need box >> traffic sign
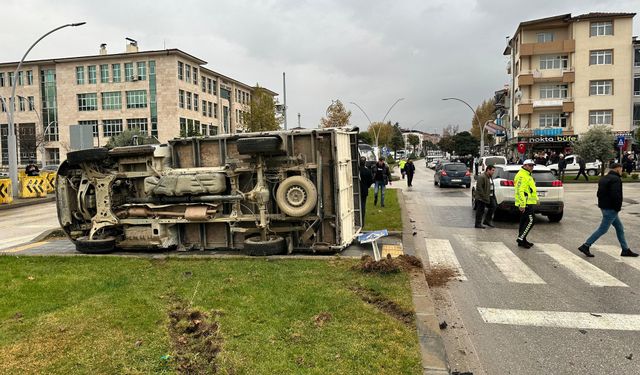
[617,136,625,147]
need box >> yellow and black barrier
[19,176,47,198]
[42,172,56,193]
[0,179,12,204]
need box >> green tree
[572,126,615,176]
[423,140,437,150]
[245,85,280,132]
[106,129,158,149]
[368,121,395,148]
[179,128,201,138]
[452,131,479,156]
[407,134,420,154]
[320,100,351,128]
[358,131,373,145]
[470,99,496,144]
[438,135,455,154]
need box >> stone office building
[0,41,277,166]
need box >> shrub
[632,173,639,180]
[622,172,629,178]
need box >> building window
[634,74,640,96]
[77,93,98,111]
[126,90,147,108]
[17,71,24,86]
[100,64,109,83]
[127,118,148,133]
[0,73,4,87]
[590,50,613,65]
[46,148,60,165]
[78,120,99,137]
[185,64,191,83]
[209,124,217,136]
[194,94,199,112]
[27,70,33,85]
[539,113,566,128]
[102,91,122,110]
[589,80,613,96]
[178,61,184,80]
[635,48,640,67]
[27,96,34,111]
[193,67,198,85]
[76,66,85,84]
[208,102,213,118]
[202,100,207,116]
[539,84,568,99]
[112,64,121,82]
[125,63,134,82]
[590,21,613,36]
[537,32,554,43]
[539,55,568,70]
[202,78,206,92]
[103,119,123,137]
[8,72,14,86]
[179,90,185,108]
[137,61,147,80]
[212,79,217,95]
[186,92,192,110]
[589,110,613,126]
[214,103,218,118]
[88,65,97,84]
[18,96,25,111]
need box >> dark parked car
[434,162,471,188]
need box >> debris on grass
[350,286,414,325]
[167,299,223,374]
[313,312,332,328]
[424,266,457,287]
[352,254,423,274]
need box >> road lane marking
[425,238,467,280]
[478,307,640,331]
[1,241,50,253]
[593,245,640,272]
[0,234,39,250]
[478,242,546,284]
[537,243,628,287]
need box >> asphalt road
[0,201,59,251]
[401,164,640,375]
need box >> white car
[478,155,508,174]
[547,155,601,176]
[472,164,564,222]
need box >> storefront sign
[518,135,578,143]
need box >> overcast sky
[2,0,638,134]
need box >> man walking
[371,157,391,207]
[474,165,497,228]
[515,160,537,248]
[578,162,638,258]
[558,154,566,181]
[574,156,588,181]
[359,157,374,226]
[405,159,416,187]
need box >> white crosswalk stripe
[537,243,628,287]
[477,242,546,284]
[593,245,640,273]
[425,238,467,280]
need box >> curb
[398,190,450,374]
[0,196,55,211]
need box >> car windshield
[503,170,556,181]
[444,164,467,171]
[485,157,506,166]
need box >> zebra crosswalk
[424,236,639,288]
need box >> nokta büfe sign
[518,135,579,143]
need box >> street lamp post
[350,98,404,158]
[6,22,86,197]
[441,97,485,157]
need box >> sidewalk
[0,194,55,211]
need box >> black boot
[578,244,594,257]
[621,249,639,257]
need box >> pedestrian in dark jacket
[474,165,496,228]
[558,154,566,181]
[574,157,588,181]
[359,157,374,226]
[371,157,391,207]
[405,159,416,187]
[578,163,638,257]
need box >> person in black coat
[574,156,588,181]
[578,163,638,257]
[359,157,374,226]
[405,159,416,187]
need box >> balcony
[520,39,575,56]
[517,68,574,86]
[519,98,574,113]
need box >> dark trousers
[575,169,588,181]
[407,172,414,187]
[475,198,496,225]
[518,205,535,241]
[360,194,368,226]
[559,169,565,180]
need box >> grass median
[0,256,421,374]
[363,188,403,232]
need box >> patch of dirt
[40,229,68,240]
[350,286,415,325]
[352,254,423,274]
[424,266,457,287]
[167,299,223,374]
[313,312,332,328]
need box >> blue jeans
[374,180,386,206]
[585,209,629,250]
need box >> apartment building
[0,41,276,166]
[503,12,636,155]
[634,38,640,127]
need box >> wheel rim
[285,186,307,207]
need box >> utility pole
[282,72,287,130]
[297,112,301,128]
